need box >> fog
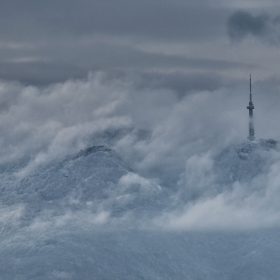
[1,0,280,277]
[0,71,279,278]
[0,71,278,232]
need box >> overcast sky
[0,0,278,89]
[0,0,279,164]
[1,0,280,234]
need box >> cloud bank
[0,71,279,232]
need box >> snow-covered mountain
[215,139,278,183]
[0,143,167,225]
[1,136,280,279]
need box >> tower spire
[250,74,252,102]
[247,74,255,141]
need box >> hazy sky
[0,0,279,88]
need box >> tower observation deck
[247,75,255,141]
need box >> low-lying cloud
[0,71,280,232]
[156,148,280,231]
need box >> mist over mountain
[1,0,280,277]
[0,72,279,279]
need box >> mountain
[215,139,278,183]
[1,139,280,279]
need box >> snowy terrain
[0,132,280,279]
[0,74,280,279]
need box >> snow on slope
[1,136,280,279]
[215,139,278,184]
[0,143,166,227]
[158,138,280,232]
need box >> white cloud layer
[155,149,280,231]
[0,71,280,232]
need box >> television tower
[247,75,255,141]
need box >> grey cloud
[0,0,232,85]
[227,10,280,44]
[0,62,87,86]
[139,72,226,97]
[0,0,225,42]
[0,1,268,87]
[227,11,268,41]
[0,41,252,85]
[49,42,248,71]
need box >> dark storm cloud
[227,11,268,41]
[0,41,251,86]
[0,0,232,85]
[227,10,280,44]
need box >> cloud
[0,71,277,182]
[114,84,251,188]
[0,204,24,232]
[227,10,280,44]
[155,193,280,231]
[139,72,226,97]
[0,71,280,232]
[227,11,268,41]
[0,72,133,164]
[0,0,224,41]
[0,1,276,88]
[0,0,233,85]
[0,42,250,86]
[155,148,280,231]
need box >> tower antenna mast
[250,75,252,101]
[247,74,255,141]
